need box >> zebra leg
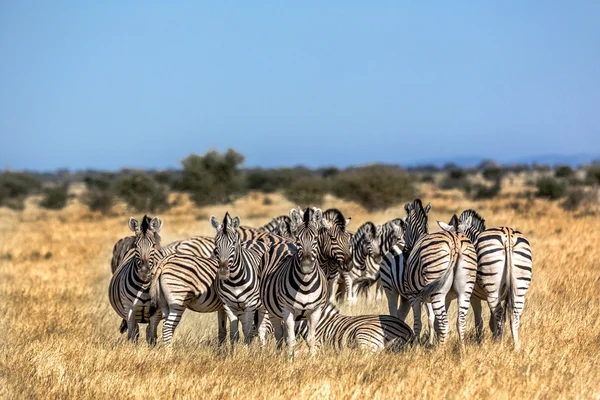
[342,272,355,305]
[306,308,322,356]
[328,276,339,303]
[430,293,450,345]
[241,309,254,346]
[385,288,400,317]
[272,317,284,350]
[282,309,296,359]
[227,314,240,349]
[256,308,269,347]
[146,312,160,347]
[471,297,484,342]
[126,307,140,343]
[424,301,435,345]
[411,299,423,340]
[162,304,185,346]
[486,295,504,340]
[510,303,523,350]
[217,309,227,349]
[397,296,411,321]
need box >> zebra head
[402,199,430,256]
[272,216,292,238]
[320,208,352,272]
[351,221,382,269]
[290,207,326,274]
[210,212,241,280]
[377,218,406,256]
[128,215,162,283]
[437,211,482,244]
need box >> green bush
[536,177,566,200]
[115,172,170,213]
[560,188,593,211]
[0,172,42,210]
[40,184,69,210]
[82,190,115,214]
[180,149,245,205]
[439,168,471,193]
[245,167,314,193]
[554,165,574,179]
[482,165,506,183]
[331,165,417,211]
[586,165,600,185]
[283,176,328,207]
[471,183,501,200]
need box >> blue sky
[1,1,599,171]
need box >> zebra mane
[403,199,429,254]
[351,221,376,247]
[323,208,348,231]
[459,209,486,239]
[141,215,151,234]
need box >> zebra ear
[458,216,472,233]
[404,203,411,215]
[149,217,162,234]
[424,203,432,214]
[290,208,303,227]
[210,216,221,230]
[376,224,382,237]
[231,216,241,230]
[437,221,455,232]
[313,208,324,226]
[345,217,352,227]
[128,218,140,234]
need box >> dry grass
[1,188,600,399]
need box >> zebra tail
[353,271,380,298]
[119,319,127,334]
[419,249,458,302]
[503,233,515,320]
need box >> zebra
[108,215,164,345]
[319,208,352,303]
[439,209,533,350]
[341,219,404,303]
[148,251,225,347]
[336,222,382,304]
[260,207,329,358]
[397,200,478,344]
[260,215,292,237]
[295,302,414,352]
[209,212,269,348]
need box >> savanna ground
[1,181,600,399]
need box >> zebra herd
[108,199,533,356]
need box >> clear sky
[1,1,599,171]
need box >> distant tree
[284,176,328,207]
[115,172,170,213]
[536,177,566,200]
[40,184,69,210]
[0,172,42,210]
[554,165,574,179]
[181,148,245,206]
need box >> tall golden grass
[1,186,599,399]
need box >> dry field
[1,185,600,399]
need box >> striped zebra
[319,209,352,303]
[342,219,404,303]
[337,222,382,304]
[108,216,164,345]
[149,251,225,347]
[260,207,329,358]
[440,210,533,349]
[295,302,413,351]
[260,215,292,238]
[210,212,269,347]
[398,200,478,344]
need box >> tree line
[1,149,599,213]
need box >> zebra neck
[291,257,320,282]
[352,245,368,268]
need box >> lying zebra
[295,302,413,351]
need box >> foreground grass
[1,191,599,399]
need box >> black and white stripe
[295,302,413,351]
[260,215,292,238]
[447,210,533,349]
[319,209,352,303]
[210,212,269,347]
[260,207,329,358]
[108,216,163,345]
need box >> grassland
[1,184,600,399]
